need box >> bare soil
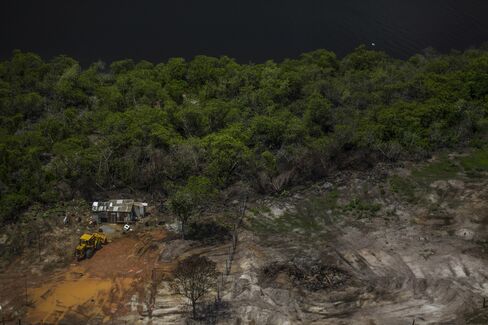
[226,156,488,324]
[1,228,177,324]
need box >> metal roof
[92,199,145,213]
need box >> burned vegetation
[186,221,232,244]
[259,259,351,292]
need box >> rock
[270,205,286,218]
[322,182,334,191]
[232,199,240,205]
[428,193,440,204]
[164,221,180,233]
[455,228,475,240]
[430,180,448,191]
[448,179,465,190]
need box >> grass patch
[250,191,339,235]
[248,205,271,215]
[342,198,381,219]
[389,175,418,203]
[387,149,488,204]
[409,149,488,183]
[411,158,461,182]
[460,148,488,177]
[274,210,324,233]
[389,155,461,202]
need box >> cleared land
[1,149,488,324]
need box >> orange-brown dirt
[1,229,177,325]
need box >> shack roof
[92,199,145,213]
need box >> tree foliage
[1,46,488,223]
[167,176,216,238]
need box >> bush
[0,193,30,224]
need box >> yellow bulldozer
[75,231,108,260]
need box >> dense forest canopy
[1,46,488,224]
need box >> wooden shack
[92,199,147,224]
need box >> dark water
[1,0,488,64]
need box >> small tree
[168,176,216,239]
[170,255,217,319]
[168,189,194,239]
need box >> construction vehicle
[75,231,108,260]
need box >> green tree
[168,176,216,239]
[203,130,250,186]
